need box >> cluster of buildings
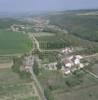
[44,47,87,75]
[61,55,84,75]
[22,55,41,72]
[32,17,49,32]
[10,24,25,32]
[22,55,34,72]
[11,17,49,32]
[61,47,73,54]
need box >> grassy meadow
[0,68,39,100]
[38,69,98,100]
[0,30,32,55]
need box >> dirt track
[0,61,13,69]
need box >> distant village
[10,17,49,32]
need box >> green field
[33,32,54,37]
[39,51,58,64]
[36,33,66,50]
[35,31,98,52]
[0,30,32,55]
[91,64,98,76]
[0,68,39,100]
[38,69,98,100]
[53,85,98,100]
[84,54,98,76]
[0,57,12,63]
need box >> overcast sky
[0,0,98,13]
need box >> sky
[0,0,98,13]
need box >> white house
[64,68,71,75]
[74,58,80,65]
[79,63,84,68]
[66,63,72,68]
[64,59,73,68]
[62,47,73,54]
[75,55,83,59]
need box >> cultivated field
[91,64,98,76]
[38,69,98,100]
[36,34,66,50]
[0,57,13,69]
[0,30,32,55]
[33,32,55,37]
[85,54,98,76]
[34,31,96,51]
[0,68,39,100]
[0,62,13,69]
[53,85,98,100]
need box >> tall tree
[33,57,39,75]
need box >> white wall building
[62,47,73,54]
[76,55,83,59]
[74,58,80,65]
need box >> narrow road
[25,32,47,100]
[29,67,47,100]
[42,49,61,52]
[28,32,61,53]
[84,69,98,79]
[31,33,41,52]
[83,53,98,58]
[83,53,98,79]
[24,55,47,100]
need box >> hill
[46,10,98,42]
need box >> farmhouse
[23,55,34,72]
[64,59,73,68]
[62,47,73,54]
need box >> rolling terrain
[0,9,98,100]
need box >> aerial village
[21,47,89,76]
[9,17,89,76]
[44,47,89,75]
[10,17,49,32]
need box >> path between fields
[29,67,47,100]
[83,53,98,79]
[0,61,13,69]
[53,82,98,95]
[0,53,23,57]
[84,69,98,79]
[28,33,41,52]
[83,53,98,58]
[28,32,63,53]
[24,54,47,100]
